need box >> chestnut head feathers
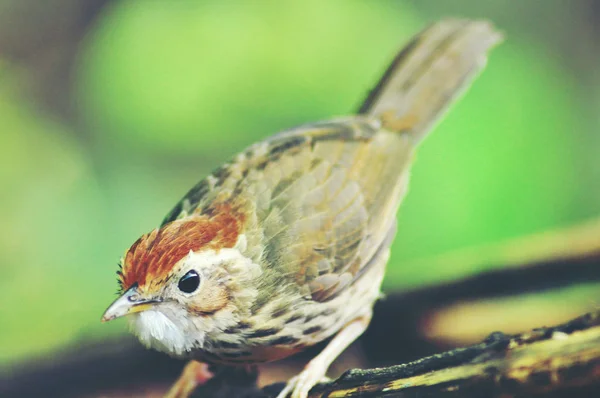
[105,208,261,357]
[101,19,502,398]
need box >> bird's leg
[277,312,372,398]
[164,360,214,398]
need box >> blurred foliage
[1,1,599,365]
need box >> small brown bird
[102,19,501,398]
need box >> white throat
[129,309,198,357]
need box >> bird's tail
[358,19,502,145]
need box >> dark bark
[194,310,600,397]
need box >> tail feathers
[359,19,502,145]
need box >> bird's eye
[178,270,200,293]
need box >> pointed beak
[101,285,160,322]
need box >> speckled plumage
[103,19,502,398]
[119,117,406,363]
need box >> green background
[1,1,599,365]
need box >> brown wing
[238,119,413,302]
[161,118,414,302]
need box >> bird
[102,19,502,398]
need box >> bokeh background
[1,0,600,380]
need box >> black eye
[178,270,200,293]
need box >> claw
[275,375,298,398]
[275,374,331,398]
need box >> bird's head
[101,207,261,357]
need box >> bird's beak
[101,285,160,322]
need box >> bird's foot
[164,360,214,398]
[275,365,331,398]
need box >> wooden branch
[313,311,600,397]
[193,310,600,397]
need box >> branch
[195,310,600,397]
